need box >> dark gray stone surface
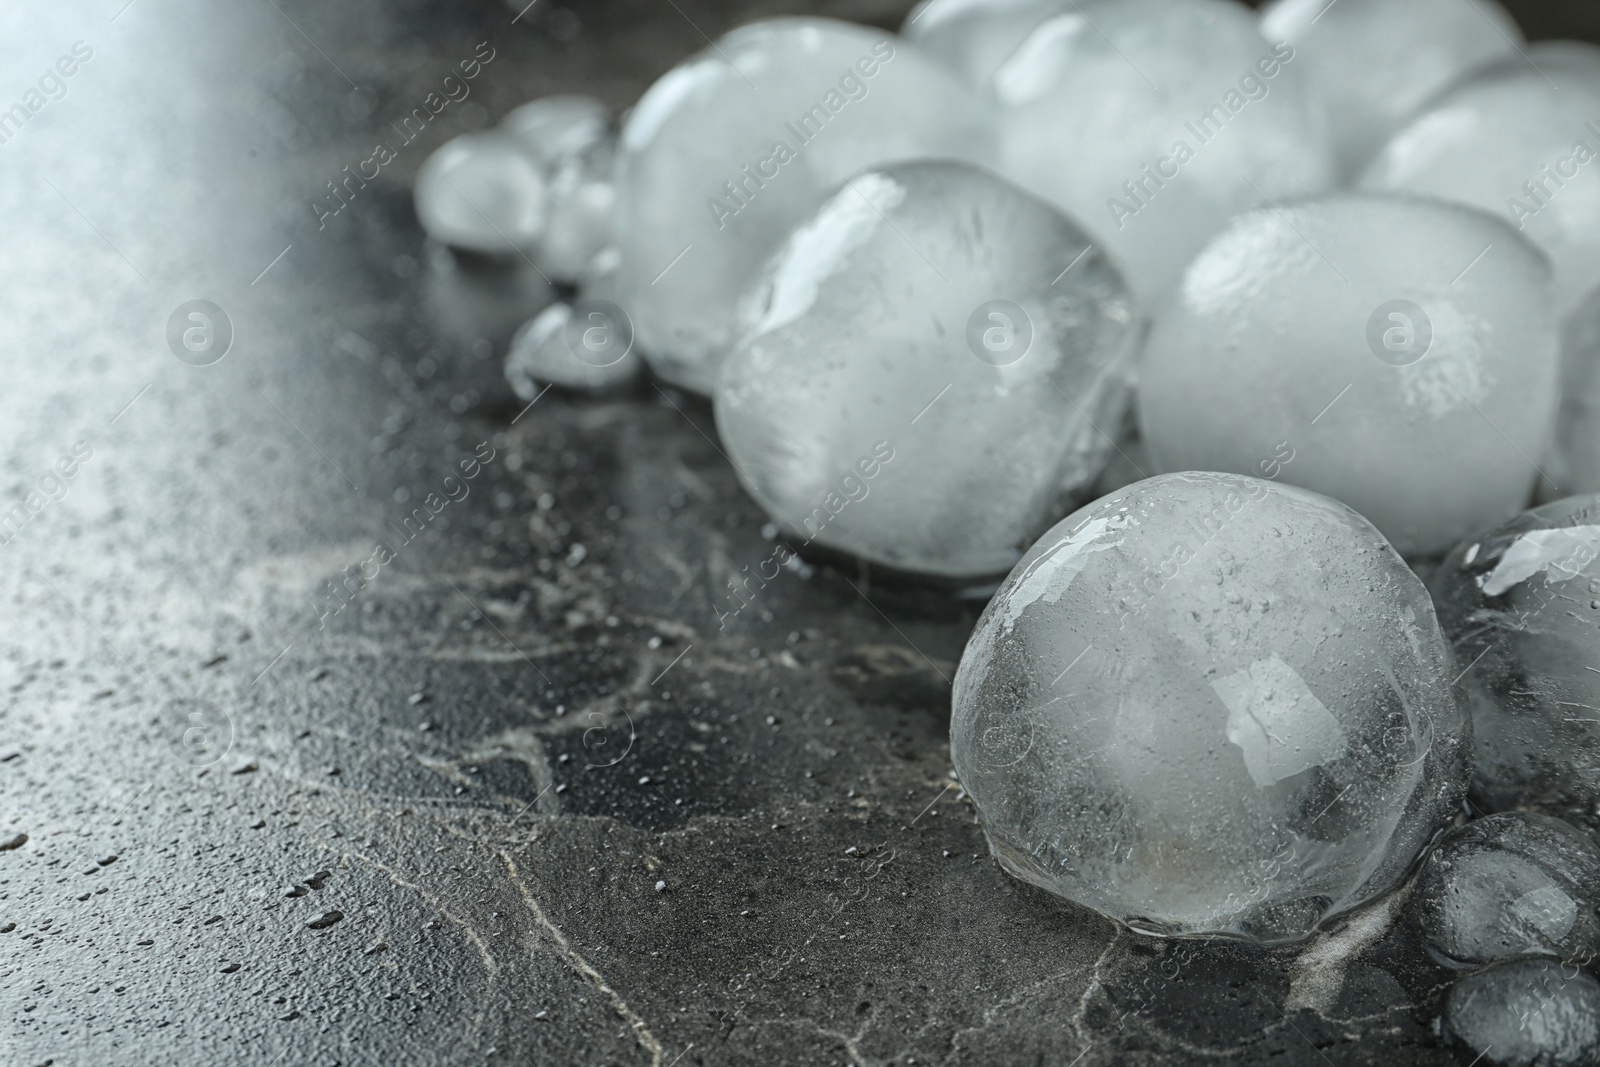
[3,1,1596,1064]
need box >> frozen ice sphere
[507,249,637,393]
[1443,958,1600,1067]
[1416,813,1600,967]
[414,132,547,256]
[504,299,640,395]
[950,471,1472,944]
[616,18,993,394]
[1259,0,1521,180]
[1549,277,1600,498]
[716,161,1136,579]
[1138,193,1559,559]
[900,0,1072,89]
[1429,495,1600,830]
[1359,62,1600,316]
[502,95,609,170]
[989,0,1334,304]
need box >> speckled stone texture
[3,1,1599,1065]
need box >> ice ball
[950,471,1472,943]
[716,161,1137,580]
[1260,0,1521,180]
[1416,813,1600,968]
[505,300,640,395]
[414,132,547,256]
[615,17,993,394]
[1359,59,1600,316]
[1443,959,1600,1067]
[989,0,1334,304]
[1430,494,1600,830]
[1138,193,1559,559]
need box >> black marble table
[4,1,1597,1064]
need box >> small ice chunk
[1416,813,1600,966]
[989,0,1334,303]
[505,299,639,396]
[901,0,1072,89]
[1138,194,1559,558]
[950,471,1471,944]
[414,132,547,255]
[502,95,610,170]
[1430,495,1600,828]
[1360,61,1600,315]
[616,18,993,393]
[716,161,1136,579]
[1260,0,1521,179]
[1443,959,1600,1067]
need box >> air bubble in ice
[1260,0,1521,180]
[414,132,547,255]
[989,0,1334,303]
[1138,194,1559,558]
[1442,958,1600,1067]
[716,161,1136,579]
[1430,494,1600,830]
[615,18,992,393]
[950,471,1471,943]
[1416,813,1600,968]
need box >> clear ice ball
[1416,812,1600,968]
[1359,59,1600,316]
[1138,193,1559,558]
[414,132,547,256]
[950,471,1472,944]
[1443,958,1600,1067]
[1259,0,1521,180]
[1429,494,1600,830]
[989,0,1334,304]
[716,161,1137,580]
[615,17,993,394]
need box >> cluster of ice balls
[410,1,1600,1059]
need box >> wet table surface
[3,1,1597,1064]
